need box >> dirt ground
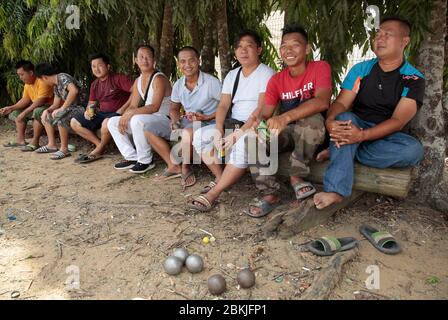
[0,119,447,300]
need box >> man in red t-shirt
[71,53,133,163]
[248,24,332,217]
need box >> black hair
[14,60,34,72]
[34,63,59,78]
[234,29,262,48]
[380,16,412,36]
[282,23,308,43]
[178,46,200,59]
[88,53,110,65]
[135,44,155,57]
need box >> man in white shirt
[189,30,275,211]
[144,46,221,189]
[107,45,172,174]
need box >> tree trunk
[158,0,174,77]
[200,10,215,74]
[187,19,201,52]
[411,0,448,212]
[215,0,232,79]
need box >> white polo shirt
[171,71,222,116]
[222,63,275,122]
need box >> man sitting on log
[0,60,53,151]
[70,53,133,164]
[247,23,332,217]
[314,16,425,210]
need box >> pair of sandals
[155,169,197,191]
[4,141,40,153]
[34,145,70,160]
[187,180,317,216]
[246,181,317,218]
[307,224,401,256]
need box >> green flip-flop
[20,144,38,152]
[3,141,27,148]
[307,236,358,256]
[359,224,401,255]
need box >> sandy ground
[0,119,447,300]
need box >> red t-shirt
[89,73,133,113]
[265,61,332,114]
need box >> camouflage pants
[249,113,326,196]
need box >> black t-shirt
[341,58,425,124]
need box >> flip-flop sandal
[50,151,71,160]
[292,181,317,200]
[187,195,216,212]
[74,154,88,163]
[359,224,401,255]
[36,146,58,153]
[154,170,182,181]
[20,144,38,152]
[247,198,281,218]
[3,141,27,147]
[78,154,104,164]
[200,181,217,194]
[307,236,358,256]
[181,171,197,191]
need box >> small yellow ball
[202,236,210,244]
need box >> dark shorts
[74,111,120,132]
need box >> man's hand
[267,115,289,134]
[325,119,352,148]
[84,110,91,121]
[171,119,182,131]
[325,119,352,133]
[247,113,262,130]
[192,112,208,122]
[330,121,365,146]
[222,129,244,151]
[118,110,134,134]
[0,106,13,116]
[52,108,62,119]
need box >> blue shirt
[171,71,222,116]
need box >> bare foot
[313,192,343,210]
[316,148,330,162]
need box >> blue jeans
[323,112,424,197]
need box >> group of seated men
[0,18,425,217]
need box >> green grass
[426,276,440,285]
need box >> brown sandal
[200,181,217,194]
[181,171,197,191]
[187,195,216,212]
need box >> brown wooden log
[262,190,364,239]
[301,248,359,300]
[277,153,415,198]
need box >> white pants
[192,124,250,169]
[107,114,154,164]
